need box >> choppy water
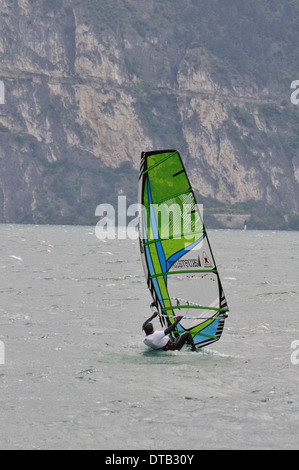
[0,224,298,450]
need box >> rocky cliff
[0,0,298,228]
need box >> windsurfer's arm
[142,312,158,330]
[164,316,183,336]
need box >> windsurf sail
[138,149,229,349]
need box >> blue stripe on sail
[145,245,165,309]
[147,178,167,282]
[166,234,206,271]
[142,205,165,310]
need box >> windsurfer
[142,312,196,351]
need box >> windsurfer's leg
[173,332,196,351]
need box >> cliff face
[177,56,299,211]
[0,0,298,226]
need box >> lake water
[0,224,298,450]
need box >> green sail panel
[138,149,229,349]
